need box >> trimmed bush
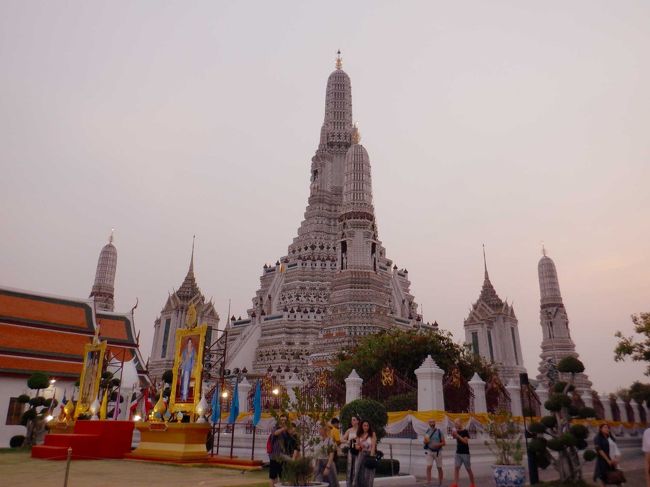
[27,372,49,390]
[162,369,174,385]
[553,381,575,393]
[547,438,564,451]
[528,437,547,454]
[569,424,589,440]
[529,422,546,434]
[17,394,30,404]
[340,399,388,441]
[29,397,45,407]
[558,356,585,374]
[20,408,36,426]
[583,449,597,461]
[9,435,25,448]
[578,407,596,419]
[540,415,557,429]
[560,433,577,448]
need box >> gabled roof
[0,286,148,379]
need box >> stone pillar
[468,373,487,414]
[580,389,594,409]
[537,387,550,416]
[345,369,363,404]
[506,379,523,417]
[238,377,252,413]
[414,355,445,411]
[599,394,613,421]
[633,400,644,425]
[285,376,303,404]
[615,398,627,422]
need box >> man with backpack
[423,418,446,486]
[268,415,296,486]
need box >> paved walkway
[0,450,268,487]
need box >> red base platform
[32,420,135,460]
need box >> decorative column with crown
[415,355,445,411]
[345,370,363,404]
[468,373,487,414]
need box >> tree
[162,369,174,385]
[527,357,596,483]
[333,328,494,385]
[614,312,650,374]
[23,372,51,446]
[340,399,389,442]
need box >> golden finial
[336,50,342,70]
[352,122,360,144]
[186,302,198,329]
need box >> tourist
[353,419,377,487]
[342,414,360,486]
[423,418,445,486]
[315,422,340,487]
[450,418,475,487]
[642,425,650,487]
[330,417,341,446]
[593,423,619,486]
[268,415,292,487]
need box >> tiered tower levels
[225,55,424,374]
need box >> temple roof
[0,286,147,379]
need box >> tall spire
[538,247,563,307]
[477,245,503,310]
[342,138,374,216]
[90,230,118,312]
[177,236,199,301]
[319,53,353,152]
[483,243,488,279]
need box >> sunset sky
[1,1,649,392]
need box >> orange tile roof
[0,289,94,332]
[0,323,88,360]
[0,355,82,378]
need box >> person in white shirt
[642,426,650,487]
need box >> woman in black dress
[594,423,616,486]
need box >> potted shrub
[485,411,525,487]
[273,387,333,487]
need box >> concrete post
[615,398,628,422]
[537,387,550,416]
[414,355,445,411]
[599,394,613,421]
[345,369,363,404]
[285,376,303,404]
[580,389,594,409]
[506,379,523,417]
[468,373,487,414]
[238,377,252,413]
[633,400,644,425]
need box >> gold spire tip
[336,50,342,70]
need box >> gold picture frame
[75,341,107,418]
[169,324,207,415]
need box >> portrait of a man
[176,335,197,403]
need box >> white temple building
[225,53,428,374]
[148,240,220,382]
[537,247,592,391]
[464,250,526,384]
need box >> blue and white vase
[492,465,526,487]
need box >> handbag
[364,455,378,470]
[605,469,626,485]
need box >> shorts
[455,453,471,469]
[269,459,283,479]
[425,449,443,468]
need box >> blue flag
[227,379,239,424]
[252,380,262,427]
[210,383,221,423]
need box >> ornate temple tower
[464,249,526,383]
[225,53,423,374]
[89,231,117,312]
[148,240,219,382]
[537,247,592,390]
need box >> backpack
[266,434,274,454]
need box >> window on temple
[487,331,495,362]
[5,397,24,425]
[161,318,171,358]
[511,327,519,365]
[471,331,479,356]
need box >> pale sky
[1,1,649,393]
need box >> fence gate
[486,375,511,414]
[443,367,474,413]
[362,365,417,406]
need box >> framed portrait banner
[75,341,107,418]
[169,324,207,415]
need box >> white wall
[0,377,76,447]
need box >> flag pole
[251,425,256,461]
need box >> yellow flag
[99,389,108,420]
